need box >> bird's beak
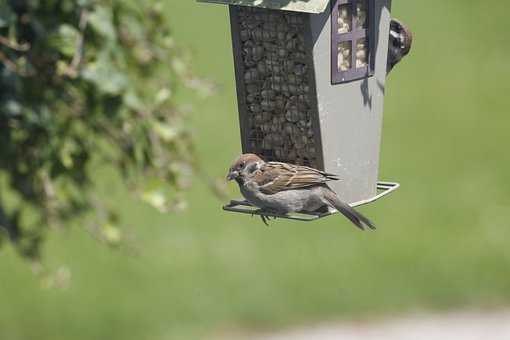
[226,170,239,181]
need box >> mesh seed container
[199,0,400,220]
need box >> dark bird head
[387,18,413,74]
[227,153,264,184]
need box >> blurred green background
[2,1,510,339]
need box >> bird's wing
[255,162,339,195]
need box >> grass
[2,1,510,339]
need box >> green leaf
[77,0,93,6]
[123,90,145,112]
[59,140,79,169]
[82,52,128,95]
[3,99,22,116]
[88,6,116,40]
[48,24,79,57]
[102,223,122,246]
[141,190,168,213]
[155,87,172,105]
[152,121,179,142]
[0,2,15,28]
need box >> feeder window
[331,0,374,84]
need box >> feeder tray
[223,181,399,222]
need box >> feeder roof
[197,0,330,14]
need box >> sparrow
[387,18,413,74]
[226,154,374,230]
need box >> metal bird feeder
[198,0,408,221]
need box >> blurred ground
[245,310,510,340]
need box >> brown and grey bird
[226,154,374,230]
[387,18,413,74]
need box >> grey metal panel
[309,0,392,204]
[302,14,326,170]
[229,6,251,152]
[197,0,329,13]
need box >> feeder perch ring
[223,181,399,222]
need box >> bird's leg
[251,209,278,226]
[260,214,270,226]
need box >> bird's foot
[251,209,278,226]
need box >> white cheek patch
[246,162,261,174]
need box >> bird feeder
[199,0,407,221]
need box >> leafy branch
[0,0,205,260]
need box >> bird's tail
[323,190,375,230]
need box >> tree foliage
[0,0,196,259]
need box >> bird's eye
[239,161,245,168]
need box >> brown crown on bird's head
[226,153,263,181]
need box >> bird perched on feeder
[387,18,413,74]
[226,154,374,230]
